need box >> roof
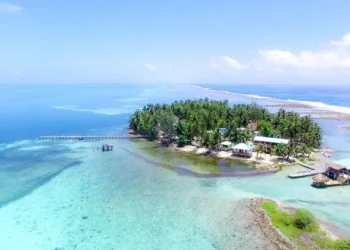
[337,174,349,184]
[219,128,229,136]
[254,136,289,144]
[312,174,329,183]
[327,162,347,171]
[232,143,253,151]
[220,141,232,146]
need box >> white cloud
[144,63,156,71]
[258,49,350,68]
[220,56,247,69]
[256,33,350,71]
[330,33,350,46]
[136,33,350,84]
[0,3,22,13]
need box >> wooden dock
[38,135,148,140]
[288,170,324,179]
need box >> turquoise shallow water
[0,140,271,249]
[1,84,350,249]
[0,139,350,250]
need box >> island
[129,98,322,167]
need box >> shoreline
[133,140,282,177]
[248,198,347,249]
[134,139,327,176]
[172,144,280,167]
[166,142,283,174]
[248,198,297,250]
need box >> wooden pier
[38,135,148,140]
[288,170,324,179]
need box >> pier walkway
[38,135,148,140]
[288,154,327,178]
[288,170,324,179]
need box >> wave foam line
[190,85,350,114]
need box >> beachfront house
[254,136,289,149]
[232,143,253,158]
[219,141,232,151]
[325,162,348,180]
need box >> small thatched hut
[312,174,329,187]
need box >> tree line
[129,98,322,157]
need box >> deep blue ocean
[0,84,151,143]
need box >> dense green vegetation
[262,201,350,250]
[129,99,322,156]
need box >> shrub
[334,240,350,250]
[293,209,318,231]
[177,135,187,147]
[297,157,306,163]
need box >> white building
[232,143,253,157]
[254,136,289,148]
[219,141,232,151]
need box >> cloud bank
[143,32,350,84]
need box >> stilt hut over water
[312,162,350,188]
[325,162,348,179]
[312,174,329,187]
[102,144,113,152]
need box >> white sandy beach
[173,145,281,166]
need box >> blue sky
[1,0,350,84]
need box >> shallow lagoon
[0,138,349,250]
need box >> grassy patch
[261,201,350,250]
[297,157,306,163]
[278,163,287,168]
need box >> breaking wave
[190,85,350,114]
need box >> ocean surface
[1,84,350,250]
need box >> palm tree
[129,99,323,151]
[242,131,253,142]
[257,144,266,159]
[272,144,287,159]
[202,132,211,148]
[211,129,222,149]
[232,131,245,144]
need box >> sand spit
[247,198,297,250]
